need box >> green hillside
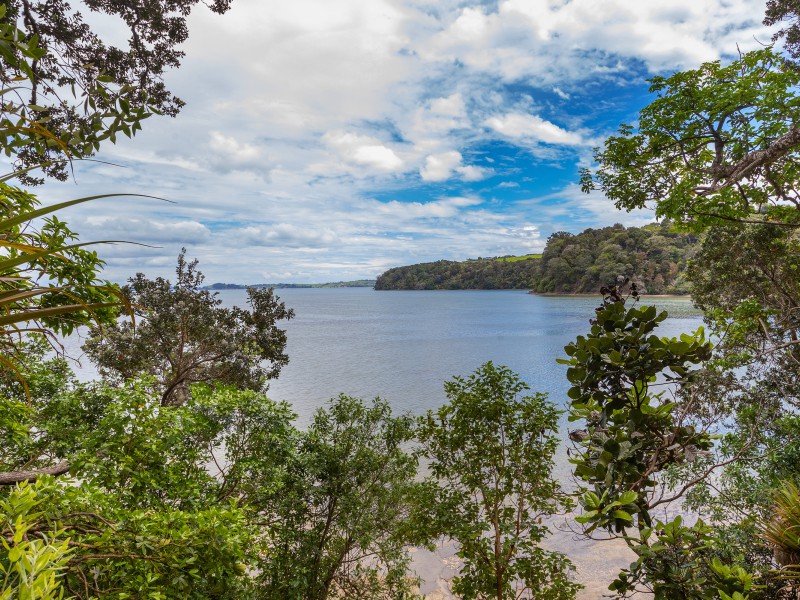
[374,256,540,290]
[533,222,698,294]
[375,222,697,293]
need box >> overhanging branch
[0,461,70,485]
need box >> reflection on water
[62,288,701,465]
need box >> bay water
[220,288,701,429]
[64,287,702,597]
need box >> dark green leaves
[583,48,800,229]
[83,251,294,406]
[0,0,232,182]
[419,362,581,600]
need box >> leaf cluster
[0,0,231,182]
[534,221,697,295]
[582,48,800,230]
[418,362,581,600]
[83,250,294,406]
[257,394,424,600]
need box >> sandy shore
[409,530,634,599]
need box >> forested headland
[375,221,697,294]
[374,254,541,290]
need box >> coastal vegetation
[3,1,800,599]
[571,37,800,599]
[418,363,580,600]
[374,255,540,290]
[374,221,697,294]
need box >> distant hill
[206,280,375,290]
[375,222,698,294]
[374,255,541,290]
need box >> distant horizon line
[203,279,376,290]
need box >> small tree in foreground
[84,250,294,406]
[258,394,424,600]
[418,362,581,600]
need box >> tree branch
[0,461,70,485]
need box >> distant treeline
[375,223,698,294]
[206,280,376,290]
[374,255,542,290]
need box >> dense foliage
[257,395,425,600]
[570,19,800,598]
[374,255,540,290]
[1,0,232,183]
[3,338,582,598]
[375,222,697,294]
[1,347,266,598]
[6,0,800,597]
[766,0,800,64]
[580,48,800,230]
[533,222,696,294]
[419,363,580,600]
[83,250,294,406]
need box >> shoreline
[530,291,692,299]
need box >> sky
[40,0,778,284]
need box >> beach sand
[410,533,634,599]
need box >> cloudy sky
[42,0,776,284]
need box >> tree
[0,0,232,183]
[580,48,800,229]
[257,394,424,600]
[0,182,133,387]
[765,0,800,63]
[675,221,800,598]
[83,249,294,406]
[418,362,581,600]
[0,16,138,389]
[560,286,768,599]
[533,222,696,295]
[0,346,301,597]
[572,14,800,595]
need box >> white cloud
[352,145,404,171]
[373,195,483,219]
[553,87,570,100]
[485,113,591,146]
[79,217,211,244]
[519,184,655,231]
[206,131,268,175]
[420,151,463,181]
[236,223,339,248]
[429,93,466,117]
[35,0,777,283]
[422,0,772,85]
[420,151,491,182]
[321,131,405,174]
[456,165,490,181]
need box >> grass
[495,254,542,262]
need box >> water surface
[214,288,701,429]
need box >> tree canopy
[84,250,294,406]
[1,0,232,182]
[571,16,800,595]
[375,222,697,294]
[766,0,800,63]
[419,362,580,600]
[581,48,800,229]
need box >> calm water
[216,288,701,429]
[65,288,702,431]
